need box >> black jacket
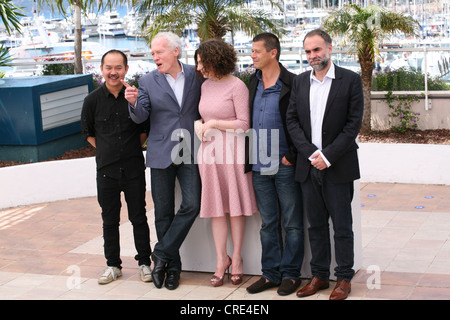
[286,64,364,184]
[245,63,297,173]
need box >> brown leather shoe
[296,276,329,297]
[329,279,351,300]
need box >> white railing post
[424,46,430,110]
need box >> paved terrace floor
[0,182,449,301]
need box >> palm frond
[142,7,194,42]
[0,0,25,34]
[225,7,286,39]
[134,0,286,42]
[324,4,420,57]
[0,45,12,67]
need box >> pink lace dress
[197,76,258,218]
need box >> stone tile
[104,279,154,298]
[0,183,449,300]
[364,283,414,300]
[3,273,54,288]
[379,271,422,286]
[15,286,69,300]
[0,284,30,300]
[418,273,450,288]
[386,258,431,274]
[409,287,450,300]
[426,260,450,274]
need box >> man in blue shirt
[246,33,304,296]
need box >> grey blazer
[129,63,202,169]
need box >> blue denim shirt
[252,70,289,172]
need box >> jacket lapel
[323,64,342,119]
[302,72,312,133]
[279,64,291,102]
[180,64,194,110]
[248,74,258,115]
[154,70,179,106]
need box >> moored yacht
[97,23,126,37]
[97,11,125,37]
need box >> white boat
[123,8,144,39]
[98,11,123,25]
[6,41,108,77]
[82,12,99,27]
[17,16,61,47]
[97,23,126,37]
[97,11,125,37]
[62,33,90,42]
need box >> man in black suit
[286,29,364,300]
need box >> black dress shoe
[165,270,180,290]
[246,277,278,294]
[151,253,167,289]
[277,278,301,296]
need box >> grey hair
[152,32,183,59]
[303,29,332,46]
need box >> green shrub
[233,65,256,87]
[385,91,423,133]
[41,58,75,75]
[372,68,449,133]
[372,67,449,91]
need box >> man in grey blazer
[123,32,202,290]
[286,29,363,300]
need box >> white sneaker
[98,266,122,284]
[139,264,152,282]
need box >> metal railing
[4,46,450,111]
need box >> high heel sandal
[231,274,243,285]
[211,256,232,287]
[231,259,243,285]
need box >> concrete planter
[0,157,97,209]
[371,91,450,131]
[1,143,448,210]
[359,143,450,185]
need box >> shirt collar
[101,82,125,98]
[310,62,335,83]
[164,61,185,80]
[256,69,282,89]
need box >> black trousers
[97,170,151,268]
[301,168,355,281]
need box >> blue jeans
[150,163,201,272]
[252,163,304,284]
[301,167,355,281]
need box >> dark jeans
[252,163,304,284]
[97,170,151,268]
[150,163,201,272]
[301,167,355,281]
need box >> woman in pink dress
[194,39,258,287]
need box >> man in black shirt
[81,49,152,285]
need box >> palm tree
[323,5,420,134]
[131,0,286,42]
[0,0,25,68]
[37,0,122,74]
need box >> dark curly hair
[194,39,237,79]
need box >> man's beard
[309,56,330,71]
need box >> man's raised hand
[121,79,138,106]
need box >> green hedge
[372,67,449,91]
